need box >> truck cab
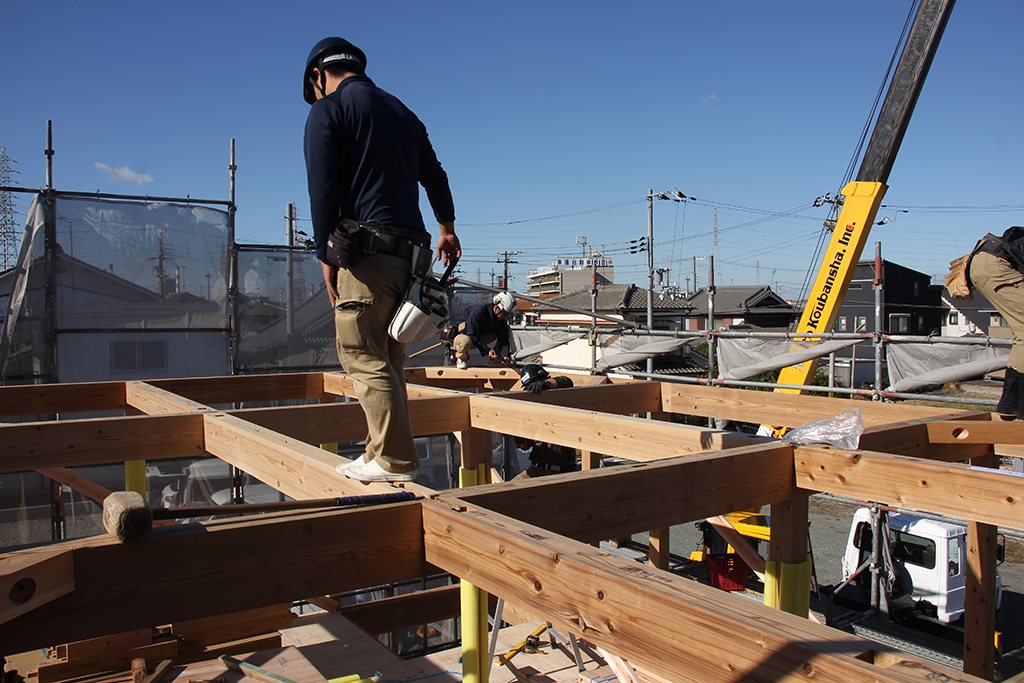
[842,507,1003,623]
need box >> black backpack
[996,226,1024,272]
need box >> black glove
[552,376,574,389]
[526,381,547,394]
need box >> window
[111,340,167,372]
[837,316,848,332]
[949,312,959,325]
[857,316,868,332]
[948,537,961,577]
[914,281,921,297]
[889,314,909,333]
[992,314,1004,328]
[918,316,925,331]
[889,528,935,569]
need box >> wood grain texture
[0,503,426,655]
[422,500,983,683]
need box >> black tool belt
[326,218,431,271]
[361,222,431,260]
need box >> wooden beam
[449,443,799,544]
[200,411,387,500]
[235,394,471,443]
[35,467,114,505]
[0,381,126,417]
[147,373,321,405]
[860,417,993,461]
[661,383,976,428]
[0,547,74,626]
[926,420,1024,445]
[421,500,983,683]
[0,414,206,474]
[336,583,461,635]
[492,381,663,416]
[0,502,427,656]
[469,393,770,462]
[125,381,216,415]
[794,446,1024,532]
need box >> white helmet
[493,291,516,314]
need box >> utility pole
[0,148,19,269]
[497,251,520,290]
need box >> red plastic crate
[707,553,749,591]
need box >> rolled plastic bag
[782,407,864,450]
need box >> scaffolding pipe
[874,243,884,401]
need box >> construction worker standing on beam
[303,36,461,482]
[447,293,515,369]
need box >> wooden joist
[0,413,205,473]
[469,392,770,461]
[421,499,983,683]
[661,382,978,428]
[794,445,1024,531]
[0,502,427,656]
[451,442,799,544]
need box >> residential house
[830,259,943,388]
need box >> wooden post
[964,451,999,681]
[649,528,670,570]
[768,494,810,617]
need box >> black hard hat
[304,37,366,104]
[520,364,549,386]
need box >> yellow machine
[771,0,955,415]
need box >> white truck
[840,507,1003,624]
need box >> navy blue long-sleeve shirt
[304,75,455,263]
[456,302,511,358]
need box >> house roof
[941,290,996,331]
[684,285,793,316]
[532,283,694,314]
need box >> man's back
[304,75,454,253]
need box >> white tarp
[721,338,862,380]
[885,341,1008,392]
[596,337,697,369]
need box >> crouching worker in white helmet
[448,292,515,369]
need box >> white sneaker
[335,459,356,475]
[456,359,468,370]
[343,457,415,483]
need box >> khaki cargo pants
[452,323,497,363]
[970,251,1024,372]
[334,252,417,473]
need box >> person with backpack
[962,227,1024,419]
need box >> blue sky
[3,1,1023,299]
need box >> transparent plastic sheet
[52,197,229,330]
[235,247,339,370]
[783,407,864,450]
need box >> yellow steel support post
[124,460,146,497]
[458,427,493,683]
[769,495,811,618]
[775,181,887,391]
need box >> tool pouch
[325,219,366,269]
[945,254,973,301]
[388,255,459,343]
